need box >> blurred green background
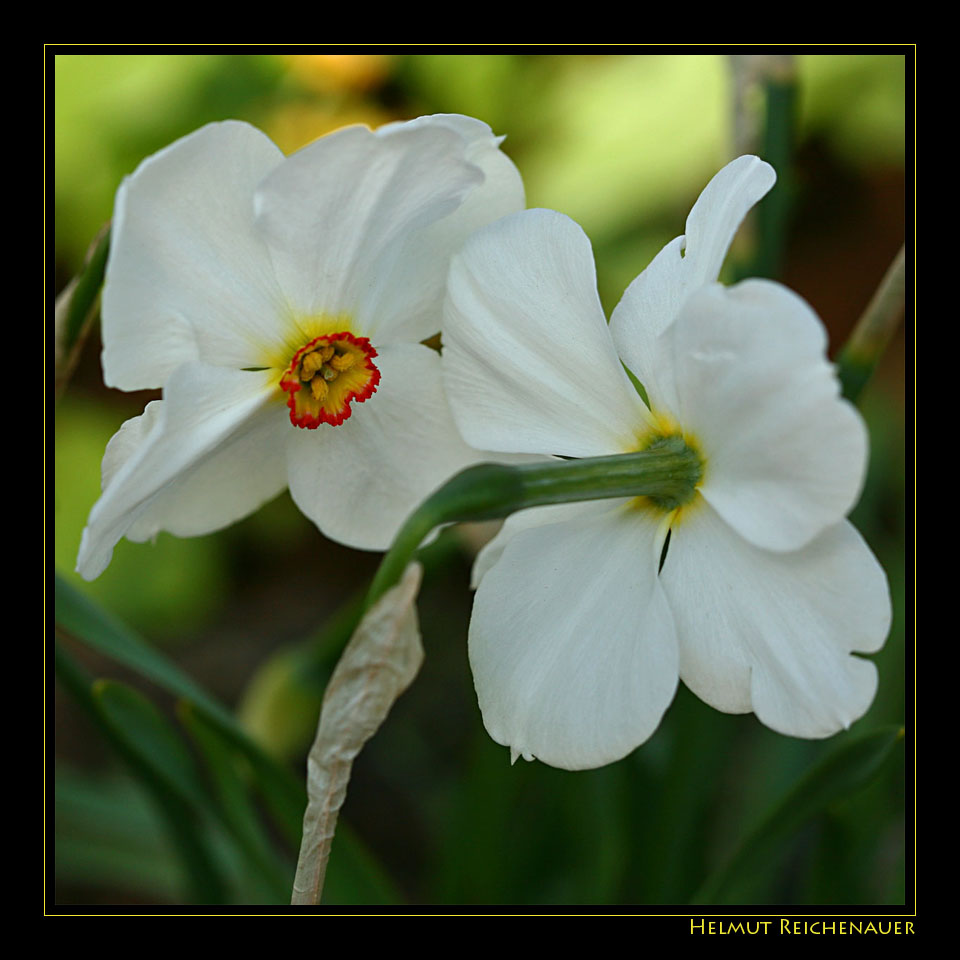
[52,52,908,907]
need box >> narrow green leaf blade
[92,680,210,811]
[55,573,307,845]
[62,225,110,350]
[55,574,229,722]
[54,643,228,903]
[55,766,184,902]
[692,725,904,904]
[179,702,293,903]
[54,225,110,396]
[56,577,407,902]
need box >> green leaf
[54,226,110,397]
[691,724,904,904]
[54,643,228,903]
[92,680,210,810]
[56,574,229,721]
[64,227,110,349]
[55,574,407,904]
[55,766,187,901]
[179,702,293,903]
[55,573,306,846]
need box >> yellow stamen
[310,376,329,402]
[300,350,326,380]
[279,328,380,429]
[329,352,356,372]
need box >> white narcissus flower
[441,156,891,771]
[76,115,524,581]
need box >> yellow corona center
[279,331,380,429]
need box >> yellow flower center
[279,332,380,428]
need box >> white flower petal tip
[80,116,524,578]
[609,156,776,400]
[683,155,776,286]
[508,747,533,766]
[76,365,286,582]
[75,526,108,583]
[442,158,890,768]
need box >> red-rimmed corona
[280,332,381,428]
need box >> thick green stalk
[753,66,796,281]
[728,55,796,283]
[366,440,702,609]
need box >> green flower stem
[728,55,796,283]
[366,439,702,610]
[753,61,797,281]
[837,244,907,403]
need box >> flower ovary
[641,433,704,512]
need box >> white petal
[126,405,286,544]
[683,155,776,289]
[285,343,483,551]
[670,280,867,551]
[253,121,482,335]
[470,503,679,770]
[609,156,775,410]
[662,500,889,736]
[471,500,603,589]
[351,114,526,345]
[609,236,686,415]
[99,399,165,493]
[102,121,287,390]
[409,115,524,221]
[442,209,649,457]
[77,365,283,580]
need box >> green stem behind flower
[366,441,703,610]
[728,55,796,283]
[752,64,797,281]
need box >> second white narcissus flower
[77,114,524,581]
[441,157,891,770]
